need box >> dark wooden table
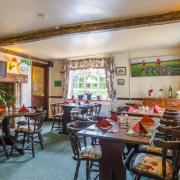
[78,117,158,180]
[1,112,35,154]
[58,103,96,134]
[121,109,164,118]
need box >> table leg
[99,139,126,180]
[62,109,72,134]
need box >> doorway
[32,62,49,115]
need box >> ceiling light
[37,13,48,19]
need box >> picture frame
[117,79,125,85]
[116,67,126,75]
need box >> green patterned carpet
[0,122,152,180]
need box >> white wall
[114,48,180,99]
[21,67,32,106]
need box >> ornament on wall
[7,57,19,74]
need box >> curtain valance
[62,57,114,71]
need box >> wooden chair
[67,121,100,180]
[50,103,63,132]
[130,128,180,180]
[0,131,9,159]
[77,104,102,122]
[14,111,46,158]
[140,111,180,156]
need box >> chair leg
[86,160,90,180]
[31,135,35,158]
[1,137,9,159]
[38,133,44,150]
[22,133,26,148]
[74,160,81,180]
[134,175,141,180]
[58,117,61,128]
[51,120,55,132]
[39,133,44,143]
[10,145,14,156]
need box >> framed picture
[130,55,180,77]
[116,67,126,75]
[117,79,125,85]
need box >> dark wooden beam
[0,11,180,46]
[0,48,48,63]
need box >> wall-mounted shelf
[0,73,28,83]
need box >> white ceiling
[5,22,180,59]
[0,0,180,36]
[1,0,180,59]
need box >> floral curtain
[62,57,115,99]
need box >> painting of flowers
[131,55,180,77]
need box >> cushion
[140,145,172,156]
[131,153,172,179]
[140,145,162,154]
[16,125,38,133]
[80,145,102,160]
[54,113,63,117]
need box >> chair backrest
[24,110,47,132]
[69,133,81,159]
[160,119,180,127]
[93,103,102,116]
[162,114,180,121]
[67,120,94,134]
[153,128,180,179]
[50,103,61,116]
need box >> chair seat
[54,113,63,117]
[131,153,172,179]
[17,120,35,126]
[140,145,162,154]
[71,110,79,114]
[15,126,39,133]
[140,145,173,156]
[80,145,102,160]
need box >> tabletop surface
[58,102,97,108]
[78,117,159,145]
[121,109,164,117]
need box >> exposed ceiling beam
[0,47,48,63]
[0,11,180,46]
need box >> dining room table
[1,111,36,154]
[77,116,159,180]
[120,107,164,118]
[58,102,97,134]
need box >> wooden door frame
[31,61,49,117]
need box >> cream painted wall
[114,48,180,99]
[49,47,180,111]
[49,60,64,117]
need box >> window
[68,68,108,100]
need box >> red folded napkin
[96,118,112,131]
[64,101,69,105]
[154,104,161,111]
[150,107,159,113]
[84,100,90,104]
[128,106,136,112]
[132,104,140,109]
[150,104,161,113]
[72,99,76,103]
[133,121,147,134]
[19,105,29,113]
[111,112,118,121]
[140,115,155,126]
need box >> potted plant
[0,90,7,113]
[6,93,16,112]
